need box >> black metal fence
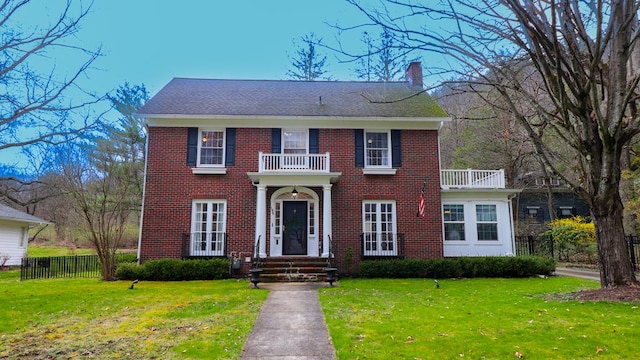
[628,235,640,271]
[514,235,554,258]
[20,255,101,281]
[516,234,640,271]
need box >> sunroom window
[476,204,498,241]
[443,204,465,241]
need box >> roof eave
[141,114,451,130]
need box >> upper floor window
[535,177,561,186]
[557,206,575,218]
[525,206,543,222]
[198,130,225,166]
[365,131,390,167]
[283,130,308,154]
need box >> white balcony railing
[258,152,330,173]
[440,169,505,189]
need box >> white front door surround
[270,187,320,257]
[253,185,332,258]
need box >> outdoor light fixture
[291,187,298,198]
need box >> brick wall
[140,127,443,271]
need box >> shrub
[115,258,229,281]
[359,256,556,279]
[115,253,138,264]
[542,216,596,262]
[115,262,146,280]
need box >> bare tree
[1,0,103,174]
[355,28,416,82]
[345,0,640,287]
[287,33,331,81]
[58,142,139,280]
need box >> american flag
[418,181,425,218]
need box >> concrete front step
[257,257,333,283]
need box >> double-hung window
[443,204,465,241]
[362,201,397,255]
[476,204,498,241]
[282,129,308,168]
[282,130,308,154]
[365,131,390,167]
[198,130,225,166]
[191,200,227,256]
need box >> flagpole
[417,180,426,218]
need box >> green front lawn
[2,271,637,359]
[26,245,96,257]
[320,278,639,359]
[0,271,267,359]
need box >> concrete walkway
[238,268,604,359]
[240,282,337,360]
[554,267,601,282]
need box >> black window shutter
[391,130,402,167]
[309,129,319,154]
[225,128,236,166]
[355,129,364,167]
[186,127,198,166]
[272,128,281,153]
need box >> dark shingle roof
[138,78,447,118]
[0,203,46,224]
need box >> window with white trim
[362,201,397,255]
[198,130,225,166]
[191,200,227,256]
[476,204,498,241]
[557,206,575,218]
[365,131,390,167]
[443,204,465,241]
[282,129,308,154]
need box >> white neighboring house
[0,204,47,266]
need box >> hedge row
[359,256,556,279]
[116,258,230,281]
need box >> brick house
[137,62,518,274]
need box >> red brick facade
[140,126,443,273]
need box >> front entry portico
[248,165,341,259]
[269,187,319,257]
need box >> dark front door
[282,201,308,255]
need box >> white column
[255,184,267,258]
[322,184,333,258]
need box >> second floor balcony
[259,152,330,173]
[441,169,506,189]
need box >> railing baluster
[258,153,330,173]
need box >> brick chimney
[405,61,423,87]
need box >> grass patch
[27,245,96,257]
[0,271,267,359]
[320,278,640,359]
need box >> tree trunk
[592,192,638,288]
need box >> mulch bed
[566,284,640,303]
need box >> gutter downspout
[136,124,150,264]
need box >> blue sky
[79,0,369,96]
[2,1,379,171]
